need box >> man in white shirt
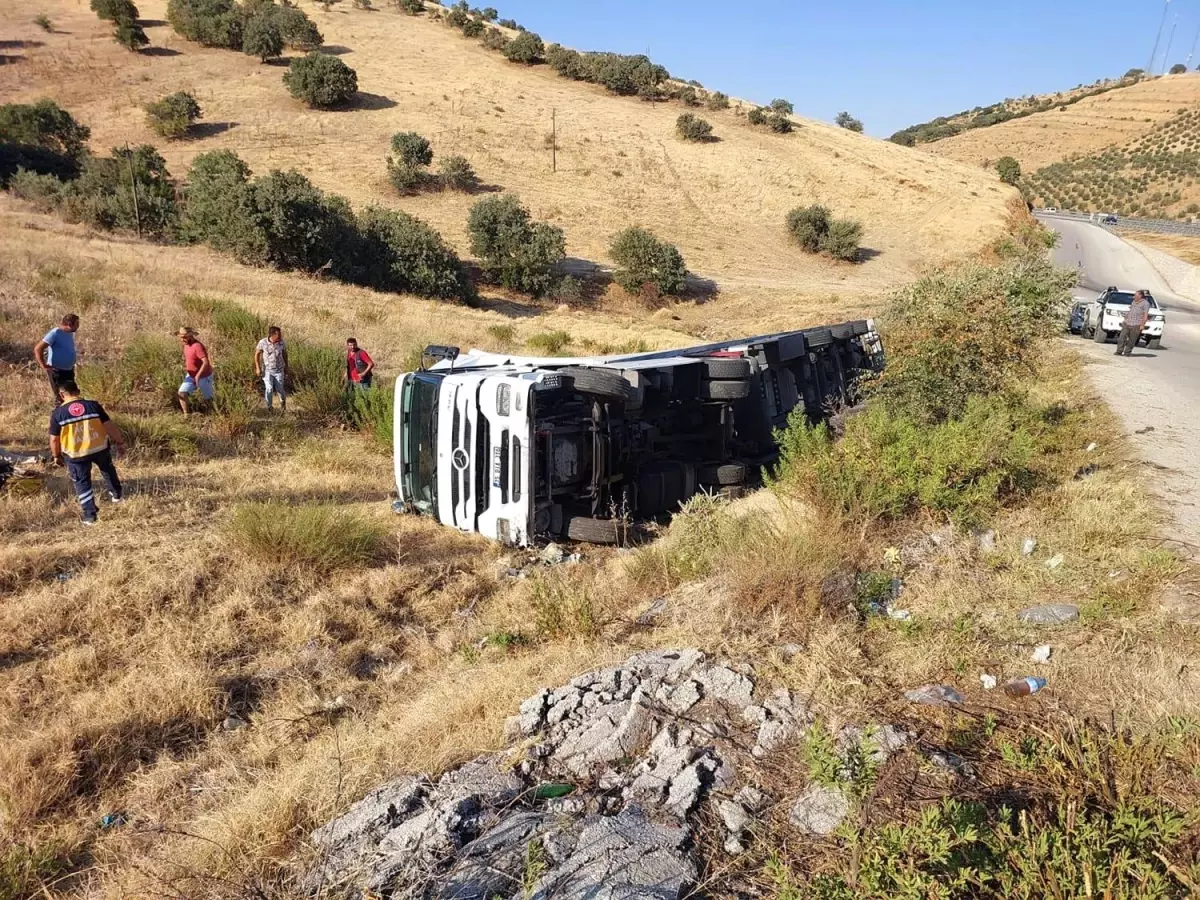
[254,325,290,412]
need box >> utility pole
[1148,0,1171,74]
[125,142,141,238]
[1163,13,1180,72]
[551,108,556,173]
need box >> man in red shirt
[344,337,375,390]
[176,327,214,416]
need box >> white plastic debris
[1031,645,1052,664]
[1046,554,1064,570]
[980,674,998,691]
[887,608,912,621]
[904,684,965,706]
[1086,442,1098,453]
[1022,538,1037,557]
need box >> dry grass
[1120,229,1200,264]
[0,0,1012,327]
[929,73,1200,172]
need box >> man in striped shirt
[48,380,126,526]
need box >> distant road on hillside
[1038,213,1200,548]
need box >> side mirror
[421,345,459,370]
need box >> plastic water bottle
[1001,676,1047,698]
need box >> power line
[1163,12,1180,72]
[1148,0,1171,73]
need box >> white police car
[1081,287,1166,349]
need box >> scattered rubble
[1046,554,1065,570]
[1022,538,1037,557]
[980,674,998,691]
[1031,645,1052,664]
[304,649,908,899]
[1017,604,1079,625]
[904,684,965,706]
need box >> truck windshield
[402,373,441,514]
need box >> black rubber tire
[560,367,632,401]
[698,378,750,400]
[565,516,622,544]
[698,461,747,486]
[1092,323,1108,343]
[1149,337,1162,350]
[700,357,752,380]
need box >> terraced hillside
[926,72,1200,173]
[0,0,1012,316]
[1026,107,1200,219]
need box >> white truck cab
[1084,287,1165,348]
[395,323,884,545]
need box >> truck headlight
[497,384,511,416]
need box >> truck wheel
[1149,337,1162,349]
[561,367,632,401]
[565,516,624,545]
[701,357,752,380]
[698,462,747,486]
[699,379,750,400]
[1092,324,1108,343]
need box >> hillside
[927,72,1200,172]
[0,0,1012,317]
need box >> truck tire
[698,378,750,400]
[561,367,632,401]
[565,516,623,544]
[1093,323,1107,343]
[698,462,747,486]
[701,357,752,380]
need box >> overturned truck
[393,321,884,545]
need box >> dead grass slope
[930,73,1200,172]
[0,0,1012,308]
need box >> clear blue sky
[493,0,1196,137]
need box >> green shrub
[871,256,1072,424]
[113,14,149,50]
[835,110,864,132]
[396,0,423,13]
[501,30,542,63]
[210,300,265,346]
[706,91,729,110]
[678,86,699,107]
[461,15,485,37]
[287,342,346,416]
[770,98,794,115]
[772,396,1038,528]
[549,274,583,303]
[8,167,64,211]
[283,52,357,108]
[785,204,830,252]
[61,145,177,236]
[546,43,588,79]
[343,377,393,447]
[181,150,263,257]
[747,106,768,126]
[355,205,473,300]
[1170,63,1187,75]
[230,502,389,574]
[35,13,54,31]
[167,0,243,48]
[480,6,497,19]
[144,91,202,139]
[769,113,793,134]
[273,6,323,48]
[438,154,477,191]
[675,113,713,142]
[244,168,358,272]
[584,52,668,96]
[786,204,863,261]
[91,0,138,21]
[609,226,688,295]
[389,131,432,168]
[242,13,283,60]
[823,218,862,261]
[481,26,508,50]
[996,155,1022,185]
[0,99,91,183]
[526,330,571,354]
[467,194,565,294]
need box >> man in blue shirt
[33,313,80,404]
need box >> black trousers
[47,367,75,403]
[66,448,121,519]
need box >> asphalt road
[1038,214,1200,549]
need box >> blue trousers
[66,448,121,518]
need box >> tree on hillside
[996,156,1022,186]
[145,91,202,138]
[467,194,564,294]
[243,14,284,62]
[114,15,150,51]
[91,0,138,21]
[609,226,688,295]
[676,113,713,142]
[387,131,433,193]
[770,98,794,115]
[283,53,358,108]
[835,111,864,132]
[1123,68,1145,80]
[1170,63,1187,75]
[501,30,543,63]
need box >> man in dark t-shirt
[48,380,127,526]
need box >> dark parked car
[1067,299,1089,334]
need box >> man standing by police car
[1116,290,1151,357]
